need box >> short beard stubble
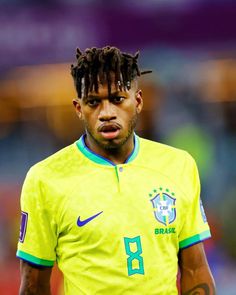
[84,111,138,151]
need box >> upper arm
[19,260,52,295]
[17,168,57,294]
[179,154,211,250]
[17,168,56,266]
[179,242,215,294]
[179,242,209,271]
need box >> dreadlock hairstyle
[71,46,151,98]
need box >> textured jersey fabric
[17,135,211,294]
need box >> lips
[98,123,121,140]
[99,124,120,132]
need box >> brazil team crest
[150,190,176,226]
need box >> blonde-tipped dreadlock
[71,46,151,98]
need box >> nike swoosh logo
[77,211,103,227]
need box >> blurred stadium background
[0,0,236,294]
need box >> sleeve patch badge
[200,199,207,223]
[19,211,28,243]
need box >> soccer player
[17,46,216,294]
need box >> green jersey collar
[76,134,139,166]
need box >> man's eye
[112,96,125,103]
[88,99,100,106]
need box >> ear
[73,98,83,119]
[135,89,143,114]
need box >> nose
[98,100,116,122]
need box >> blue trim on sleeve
[16,250,54,267]
[179,230,211,249]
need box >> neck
[84,133,135,165]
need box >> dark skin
[19,261,51,295]
[73,80,143,165]
[179,243,216,295]
[19,80,216,294]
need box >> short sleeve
[16,167,57,266]
[178,154,211,249]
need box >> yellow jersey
[17,135,211,294]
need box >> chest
[55,165,189,242]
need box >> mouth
[98,124,121,140]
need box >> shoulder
[26,142,82,182]
[137,137,199,202]
[138,136,190,162]
[137,136,197,177]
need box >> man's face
[73,79,143,150]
